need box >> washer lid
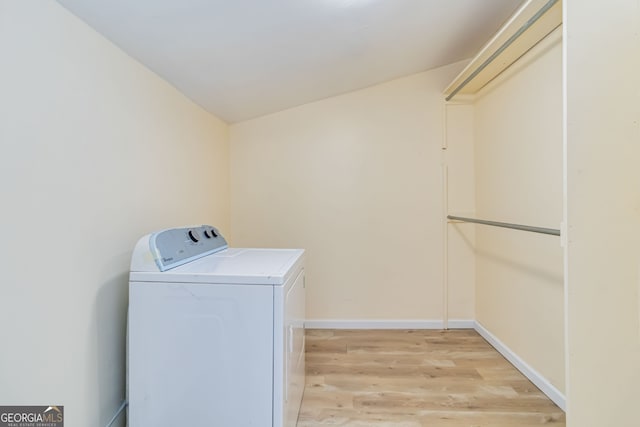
[130,248,304,285]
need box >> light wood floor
[297,329,565,427]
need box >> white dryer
[128,225,305,427]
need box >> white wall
[0,2,229,426]
[564,0,640,425]
[230,62,471,323]
[471,33,565,393]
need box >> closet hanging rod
[445,0,559,101]
[447,215,560,236]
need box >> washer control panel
[150,225,228,271]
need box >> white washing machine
[127,225,305,427]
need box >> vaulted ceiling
[57,0,521,123]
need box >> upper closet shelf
[444,0,562,101]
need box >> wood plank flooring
[297,329,565,426]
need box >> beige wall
[230,62,470,322]
[0,2,229,426]
[472,34,565,392]
[445,104,476,320]
[564,0,640,425]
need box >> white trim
[442,164,449,329]
[561,2,570,415]
[304,319,475,330]
[473,321,566,411]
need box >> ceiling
[56,0,522,123]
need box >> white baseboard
[473,321,566,411]
[304,319,475,330]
